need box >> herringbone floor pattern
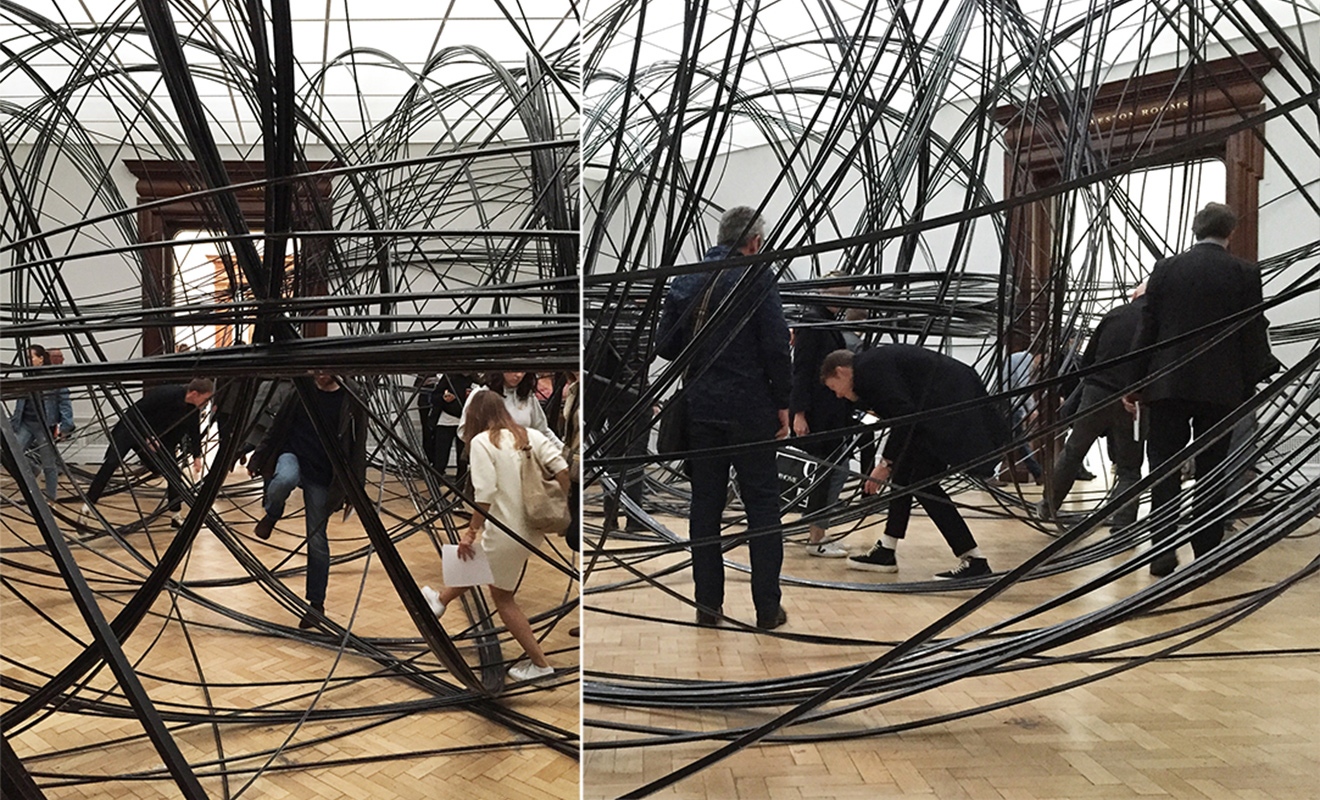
[1,471,579,799]
[583,484,1319,799]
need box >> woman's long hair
[27,344,48,365]
[484,371,536,400]
[466,388,529,450]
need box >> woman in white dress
[423,389,569,682]
[457,372,563,451]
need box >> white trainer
[507,661,554,682]
[805,541,849,558]
[421,585,447,618]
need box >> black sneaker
[254,514,276,540]
[298,603,325,630]
[1149,552,1178,577]
[934,557,991,580]
[756,606,787,630]
[848,544,898,573]
[695,606,723,627]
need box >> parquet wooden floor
[583,480,1320,799]
[1,469,579,799]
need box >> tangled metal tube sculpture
[3,1,580,795]
[582,1,1319,796]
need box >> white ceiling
[1,0,579,145]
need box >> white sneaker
[170,512,185,529]
[805,541,849,558]
[421,585,446,618]
[81,503,93,517]
[507,661,554,682]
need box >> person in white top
[457,372,563,452]
[423,389,569,683]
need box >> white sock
[880,535,900,551]
[960,547,983,560]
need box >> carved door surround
[994,50,1276,349]
[124,160,334,356]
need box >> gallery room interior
[4,0,1319,798]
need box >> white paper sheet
[442,544,495,587]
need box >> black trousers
[434,424,464,478]
[1047,384,1144,512]
[687,417,783,621]
[884,440,977,557]
[1146,398,1234,557]
[86,425,183,512]
[417,391,439,468]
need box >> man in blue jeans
[655,206,792,630]
[248,371,367,629]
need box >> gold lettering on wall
[1091,97,1190,128]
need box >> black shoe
[756,606,787,631]
[1076,467,1097,481]
[695,606,723,627]
[1106,512,1137,528]
[935,557,992,580]
[254,514,276,540]
[848,544,898,573]
[298,603,325,630]
[1150,552,1178,577]
[1034,499,1054,520]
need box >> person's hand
[51,425,62,441]
[793,413,809,438]
[1122,394,1139,415]
[191,457,204,477]
[864,460,892,495]
[775,408,790,440]
[146,437,160,453]
[457,527,479,560]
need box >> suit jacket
[790,304,853,431]
[655,246,792,425]
[853,345,1008,476]
[249,380,368,512]
[1079,295,1146,394]
[1130,242,1265,406]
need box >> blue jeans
[14,420,58,500]
[687,416,783,621]
[265,452,332,606]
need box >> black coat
[655,246,792,425]
[790,304,853,432]
[852,345,1009,476]
[1131,242,1266,406]
[115,385,203,458]
[1079,296,1146,393]
[249,380,368,512]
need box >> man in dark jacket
[1037,286,1147,525]
[248,371,368,628]
[85,378,213,526]
[821,347,1008,579]
[1125,202,1270,577]
[655,205,792,630]
[790,277,856,557]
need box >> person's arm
[526,397,563,452]
[1125,266,1163,406]
[459,502,490,561]
[754,270,794,422]
[654,279,687,361]
[790,323,817,437]
[456,387,483,442]
[56,388,74,436]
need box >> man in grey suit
[1125,203,1269,577]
